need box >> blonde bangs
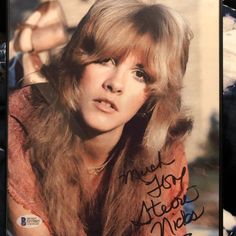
[74,21,166,97]
[70,2,192,99]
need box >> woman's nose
[102,70,125,95]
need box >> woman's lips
[93,98,118,113]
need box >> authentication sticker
[16,215,42,228]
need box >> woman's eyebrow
[136,63,144,69]
[136,64,150,74]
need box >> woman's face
[77,54,150,134]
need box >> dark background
[0,0,6,33]
[223,0,236,9]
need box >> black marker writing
[146,167,186,198]
[120,152,204,235]
[132,185,204,235]
[119,152,175,184]
[150,208,204,235]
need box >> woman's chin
[84,121,123,134]
[74,114,123,136]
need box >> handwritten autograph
[119,152,204,235]
[131,185,204,235]
[119,152,175,184]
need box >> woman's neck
[71,112,124,169]
[77,126,123,169]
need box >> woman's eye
[100,58,116,66]
[135,70,150,83]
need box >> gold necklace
[87,154,114,175]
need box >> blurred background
[9,0,219,235]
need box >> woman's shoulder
[8,86,38,198]
[8,86,33,149]
[8,86,50,232]
[146,141,189,206]
[168,141,189,186]
[9,86,33,122]
[137,142,189,235]
[157,141,188,176]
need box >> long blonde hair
[28,0,193,235]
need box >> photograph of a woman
[8,0,194,235]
